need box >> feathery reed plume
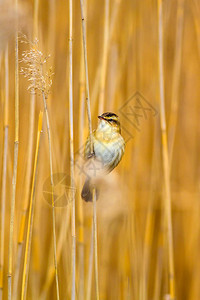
[68,0,76,298]
[21,112,43,300]
[157,0,175,298]
[20,38,53,97]
[80,0,99,298]
[8,1,19,297]
[20,37,60,300]
[0,46,9,300]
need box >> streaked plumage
[81,112,125,202]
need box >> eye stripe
[101,112,118,118]
[109,119,118,123]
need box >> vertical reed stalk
[80,1,100,299]
[153,233,164,300]
[168,0,184,166]
[42,92,60,300]
[157,0,175,298]
[98,0,110,114]
[93,190,99,300]
[78,76,85,299]
[86,226,94,300]
[142,126,161,300]
[21,112,43,300]
[92,0,121,115]
[0,46,9,300]
[78,6,86,298]
[8,1,19,297]
[39,208,71,299]
[79,0,93,145]
[48,0,56,60]
[193,0,200,56]
[13,2,39,298]
[68,0,76,298]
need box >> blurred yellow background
[0,0,200,299]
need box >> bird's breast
[93,134,125,171]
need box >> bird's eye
[109,119,117,124]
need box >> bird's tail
[81,179,92,202]
[81,179,99,202]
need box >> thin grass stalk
[0,46,9,300]
[40,208,71,299]
[168,0,184,167]
[33,0,39,39]
[48,0,56,60]
[86,227,94,300]
[21,112,43,300]
[42,92,60,300]
[93,190,99,300]
[13,94,36,300]
[13,2,38,297]
[153,232,164,300]
[129,213,139,299]
[157,0,175,298]
[79,1,100,299]
[8,1,19,297]
[79,0,93,147]
[68,0,76,298]
[193,0,200,57]
[78,80,85,299]
[142,125,161,300]
[78,14,86,300]
[142,173,156,299]
[92,0,121,115]
[98,0,110,114]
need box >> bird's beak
[98,115,105,120]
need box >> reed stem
[68,0,76,298]
[0,46,9,300]
[13,2,38,296]
[8,3,19,297]
[21,112,43,300]
[42,92,60,300]
[157,0,175,298]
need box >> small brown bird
[81,112,125,202]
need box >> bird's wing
[107,136,125,172]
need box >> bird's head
[97,112,121,133]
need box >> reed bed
[0,0,200,299]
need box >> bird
[81,112,125,202]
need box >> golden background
[0,0,199,299]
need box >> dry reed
[0,1,199,300]
[8,0,19,297]
[0,46,9,300]
[157,0,175,298]
[68,0,76,298]
[21,111,43,300]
